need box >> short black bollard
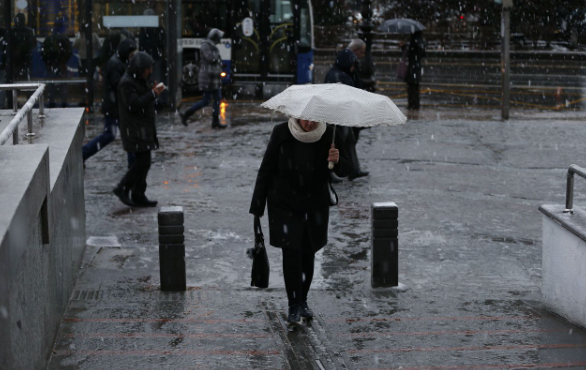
[158,206,186,291]
[371,202,398,288]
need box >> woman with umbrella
[251,84,406,326]
[249,118,352,326]
[378,19,427,110]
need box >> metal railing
[563,164,586,213]
[0,83,46,145]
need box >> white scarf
[287,117,327,143]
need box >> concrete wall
[0,108,86,370]
[540,204,586,329]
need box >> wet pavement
[49,103,586,369]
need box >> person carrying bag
[249,118,351,327]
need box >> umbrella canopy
[378,18,426,34]
[260,84,407,128]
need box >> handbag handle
[254,215,264,241]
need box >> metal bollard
[158,206,186,291]
[371,202,399,288]
[12,90,18,112]
[39,93,46,118]
[26,110,35,137]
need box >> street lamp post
[499,0,513,120]
[358,0,376,92]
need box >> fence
[0,83,46,145]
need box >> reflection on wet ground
[48,105,586,369]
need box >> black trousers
[118,150,151,198]
[407,83,420,109]
[339,126,361,175]
[282,232,315,307]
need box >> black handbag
[246,216,270,288]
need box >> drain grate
[70,289,204,302]
[72,290,101,300]
[261,301,355,370]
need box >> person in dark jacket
[113,51,165,207]
[324,48,356,86]
[405,31,426,110]
[347,39,366,90]
[180,28,225,129]
[11,13,37,81]
[41,20,72,108]
[82,38,137,165]
[250,118,351,325]
[346,39,370,177]
[324,48,368,181]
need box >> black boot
[179,112,188,127]
[131,194,158,208]
[300,302,314,320]
[287,304,302,326]
[211,115,225,129]
[113,186,135,207]
[349,171,369,181]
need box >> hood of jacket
[127,51,155,79]
[117,38,137,63]
[207,28,224,44]
[334,48,357,74]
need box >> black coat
[41,32,72,69]
[250,122,352,252]
[406,32,426,84]
[102,39,137,118]
[118,52,158,153]
[10,14,36,67]
[324,48,357,86]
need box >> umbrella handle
[328,125,336,170]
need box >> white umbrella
[261,83,407,168]
[261,83,407,127]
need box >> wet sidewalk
[49,104,586,369]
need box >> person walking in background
[324,48,367,181]
[406,31,426,110]
[346,39,369,179]
[347,39,366,90]
[249,117,351,325]
[74,29,102,107]
[73,30,101,77]
[113,52,164,208]
[11,13,37,81]
[41,20,72,108]
[98,29,130,70]
[83,39,137,166]
[180,28,225,129]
